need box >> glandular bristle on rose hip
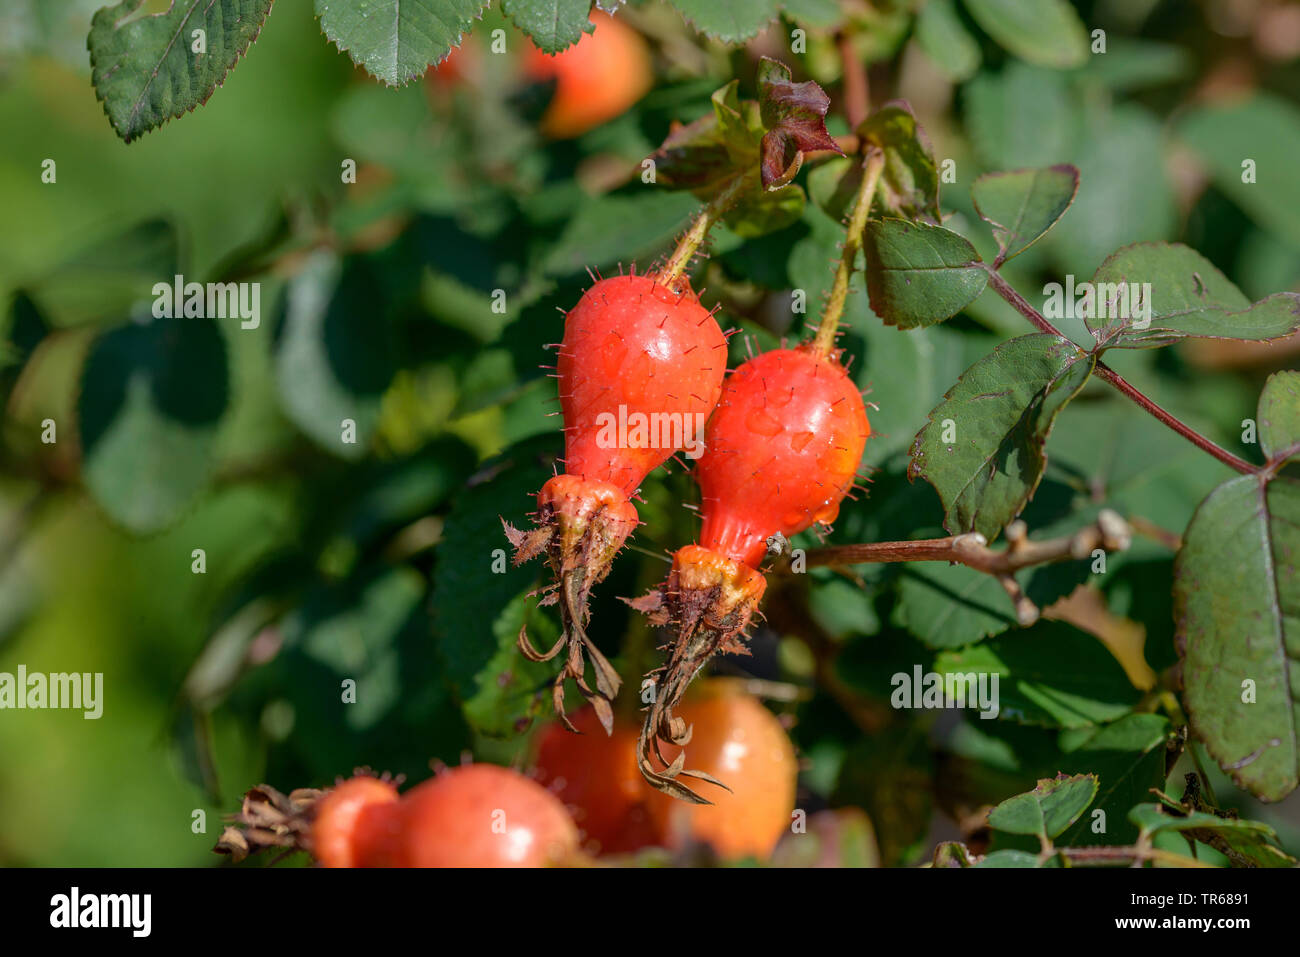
[632,343,870,801]
[503,272,728,735]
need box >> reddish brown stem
[1091,364,1258,476]
[837,31,869,128]
[983,267,1260,477]
[1056,845,1213,868]
[798,511,1128,574]
[983,267,1063,337]
[793,513,1131,627]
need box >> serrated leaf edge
[88,0,276,143]
[971,164,1080,266]
[907,334,1093,537]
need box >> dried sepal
[214,772,397,865]
[505,474,637,734]
[648,58,839,199]
[628,546,766,802]
[213,783,322,862]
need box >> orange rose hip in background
[524,11,653,138]
[644,683,798,859]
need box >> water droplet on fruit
[747,408,783,437]
[623,351,654,401]
[600,332,627,374]
[817,449,846,473]
[766,385,794,408]
[813,502,840,524]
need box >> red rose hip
[698,344,870,568]
[506,273,728,733]
[633,344,869,801]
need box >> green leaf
[28,219,181,326]
[433,434,567,736]
[856,101,940,221]
[909,334,1094,540]
[1080,38,1191,92]
[331,82,445,178]
[934,620,1142,728]
[890,530,1087,650]
[893,563,1017,649]
[1259,371,1300,463]
[972,165,1079,265]
[1,292,49,399]
[914,0,980,82]
[808,577,879,640]
[1085,243,1300,349]
[89,0,273,141]
[337,438,478,545]
[779,0,844,30]
[863,220,987,329]
[78,315,229,534]
[1129,803,1297,867]
[962,0,1088,69]
[724,176,806,238]
[462,590,561,735]
[843,306,1001,465]
[1045,393,1234,536]
[1174,472,1300,801]
[316,0,490,86]
[711,80,757,161]
[273,252,398,459]
[780,203,854,321]
[987,773,1099,842]
[263,564,471,780]
[503,0,593,54]
[283,567,425,732]
[668,0,781,44]
[807,157,860,222]
[650,82,756,192]
[964,63,1078,171]
[1045,106,1176,276]
[542,191,699,276]
[1055,714,1172,847]
[1177,94,1300,250]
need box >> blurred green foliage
[1,0,1299,866]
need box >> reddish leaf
[757,58,841,189]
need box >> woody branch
[787,510,1132,626]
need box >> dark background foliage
[1,0,1298,865]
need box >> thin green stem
[658,175,747,287]
[813,149,885,355]
[837,29,869,128]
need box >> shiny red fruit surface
[398,764,579,867]
[697,345,870,569]
[558,274,727,497]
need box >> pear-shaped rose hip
[506,273,728,732]
[632,344,868,801]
